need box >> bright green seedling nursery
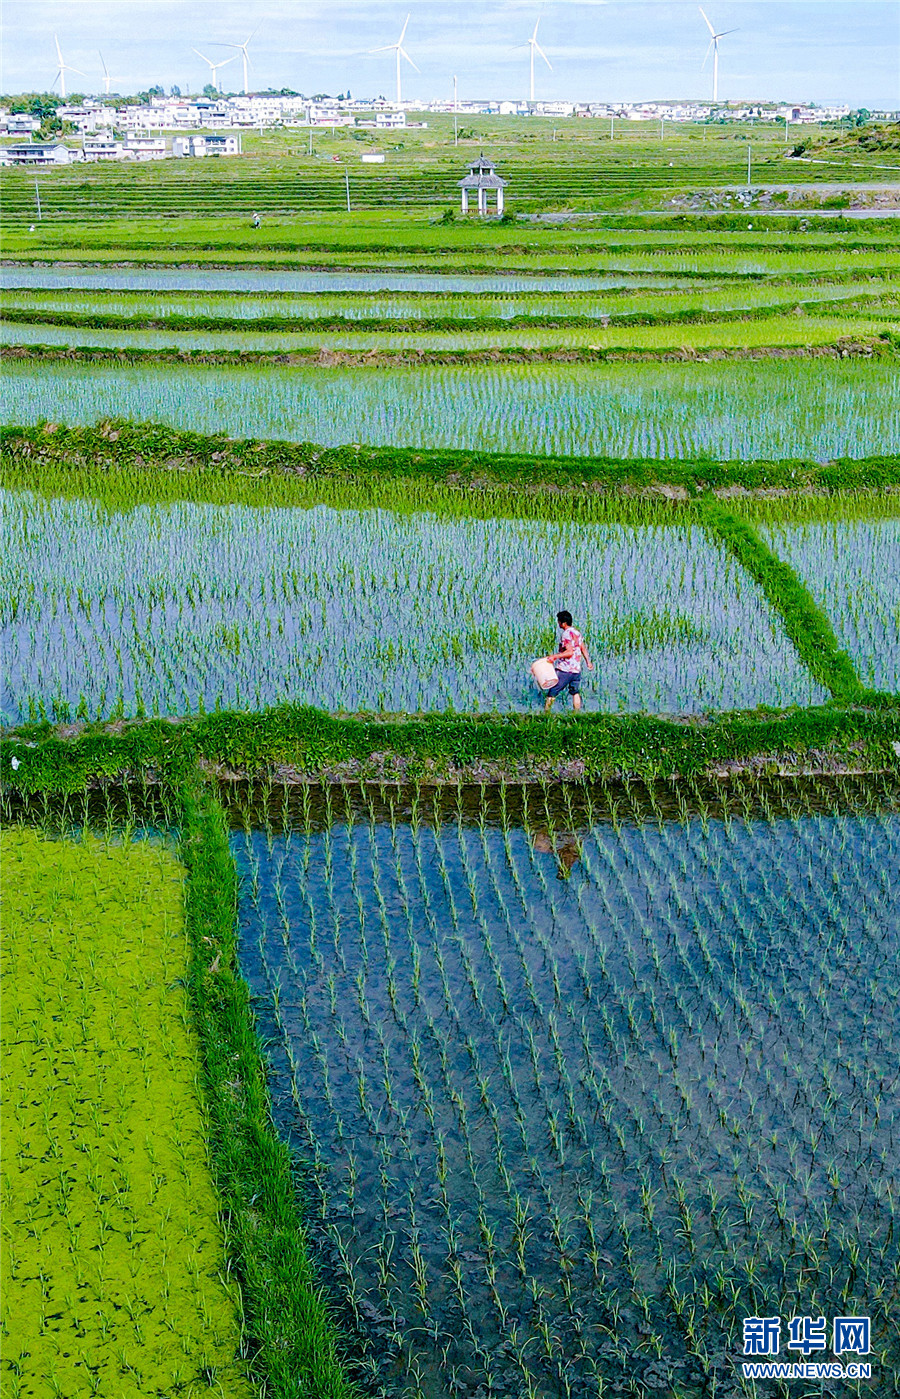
[0,828,252,1399]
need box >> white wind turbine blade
[398,13,411,45]
[193,48,215,67]
[701,36,715,68]
[399,47,420,72]
[699,7,716,37]
[716,28,739,38]
[535,41,552,70]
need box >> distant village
[0,93,879,166]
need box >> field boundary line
[2,338,895,368]
[3,704,899,792]
[701,502,867,702]
[4,421,900,502]
[175,780,358,1399]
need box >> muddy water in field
[232,780,900,1399]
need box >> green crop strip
[3,703,899,793]
[0,826,254,1398]
[2,294,893,335]
[702,503,867,702]
[177,781,356,1399]
[4,420,900,502]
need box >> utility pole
[609,114,614,140]
[453,75,458,146]
[747,142,752,188]
[345,169,351,212]
[659,117,664,142]
[34,179,42,220]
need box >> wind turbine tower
[193,49,237,92]
[527,20,552,104]
[53,36,86,102]
[699,8,737,104]
[222,28,258,95]
[370,15,419,108]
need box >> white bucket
[530,657,558,691]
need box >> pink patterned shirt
[557,626,584,674]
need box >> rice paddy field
[3,116,900,1399]
[5,360,900,459]
[232,777,900,1399]
[762,519,900,693]
[1,493,831,725]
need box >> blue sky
[4,1,898,108]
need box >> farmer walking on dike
[543,610,593,713]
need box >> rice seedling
[760,518,900,692]
[232,777,900,1399]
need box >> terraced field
[5,359,898,459]
[3,117,899,1399]
[4,116,887,222]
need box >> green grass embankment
[702,504,870,701]
[3,703,899,793]
[4,420,900,504]
[178,782,356,1399]
[4,333,893,366]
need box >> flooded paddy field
[230,777,900,1399]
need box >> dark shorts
[548,669,581,697]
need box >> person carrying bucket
[531,610,593,713]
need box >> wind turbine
[220,28,259,95]
[98,53,125,97]
[699,8,737,104]
[193,48,237,92]
[370,15,419,108]
[53,36,86,102]
[526,19,552,104]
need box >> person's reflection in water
[532,829,582,880]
